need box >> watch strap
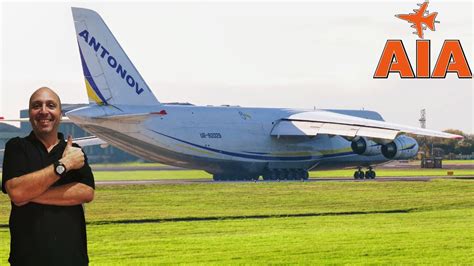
[54,161,67,177]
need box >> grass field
[0,178,473,264]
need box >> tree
[412,129,473,156]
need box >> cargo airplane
[5,7,462,181]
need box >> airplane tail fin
[72,7,160,106]
[424,12,438,31]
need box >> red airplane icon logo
[395,1,440,39]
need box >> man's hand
[60,135,85,171]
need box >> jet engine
[381,135,419,159]
[351,137,382,156]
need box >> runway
[95,175,474,186]
[90,161,473,172]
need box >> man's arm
[5,137,85,206]
[30,182,94,206]
[5,164,60,206]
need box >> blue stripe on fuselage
[151,130,356,161]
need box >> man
[2,87,95,266]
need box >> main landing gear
[354,166,376,180]
[262,169,309,181]
[213,174,259,181]
[212,169,309,182]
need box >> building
[1,105,141,166]
[0,123,23,166]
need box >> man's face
[29,88,62,137]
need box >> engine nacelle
[381,135,419,159]
[351,137,382,156]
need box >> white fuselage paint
[67,104,389,175]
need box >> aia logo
[374,1,472,79]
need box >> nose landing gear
[354,166,376,179]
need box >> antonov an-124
[65,7,462,181]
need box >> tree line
[412,129,474,156]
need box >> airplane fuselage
[67,105,389,177]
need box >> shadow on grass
[86,208,417,226]
[0,209,418,229]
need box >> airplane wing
[271,110,463,140]
[73,136,108,147]
[417,2,429,14]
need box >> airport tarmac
[91,165,183,171]
[90,161,473,172]
[95,175,474,186]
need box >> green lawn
[0,179,473,264]
[86,208,473,264]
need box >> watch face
[56,165,66,175]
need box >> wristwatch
[54,161,67,177]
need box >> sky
[1,1,473,133]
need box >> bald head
[29,87,62,112]
[28,86,63,138]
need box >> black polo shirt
[2,131,95,266]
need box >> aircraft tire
[353,171,359,179]
[286,170,293,180]
[262,171,273,181]
[368,170,376,179]
[264,170,279,181]
[280,169,287,180]
[278,169,287,180]
[354,170,364,179]
[295,169,308,180]
[288,170,297,180]
[364,170,376,179]
[303,170,309,180]
[270,170,279,180]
